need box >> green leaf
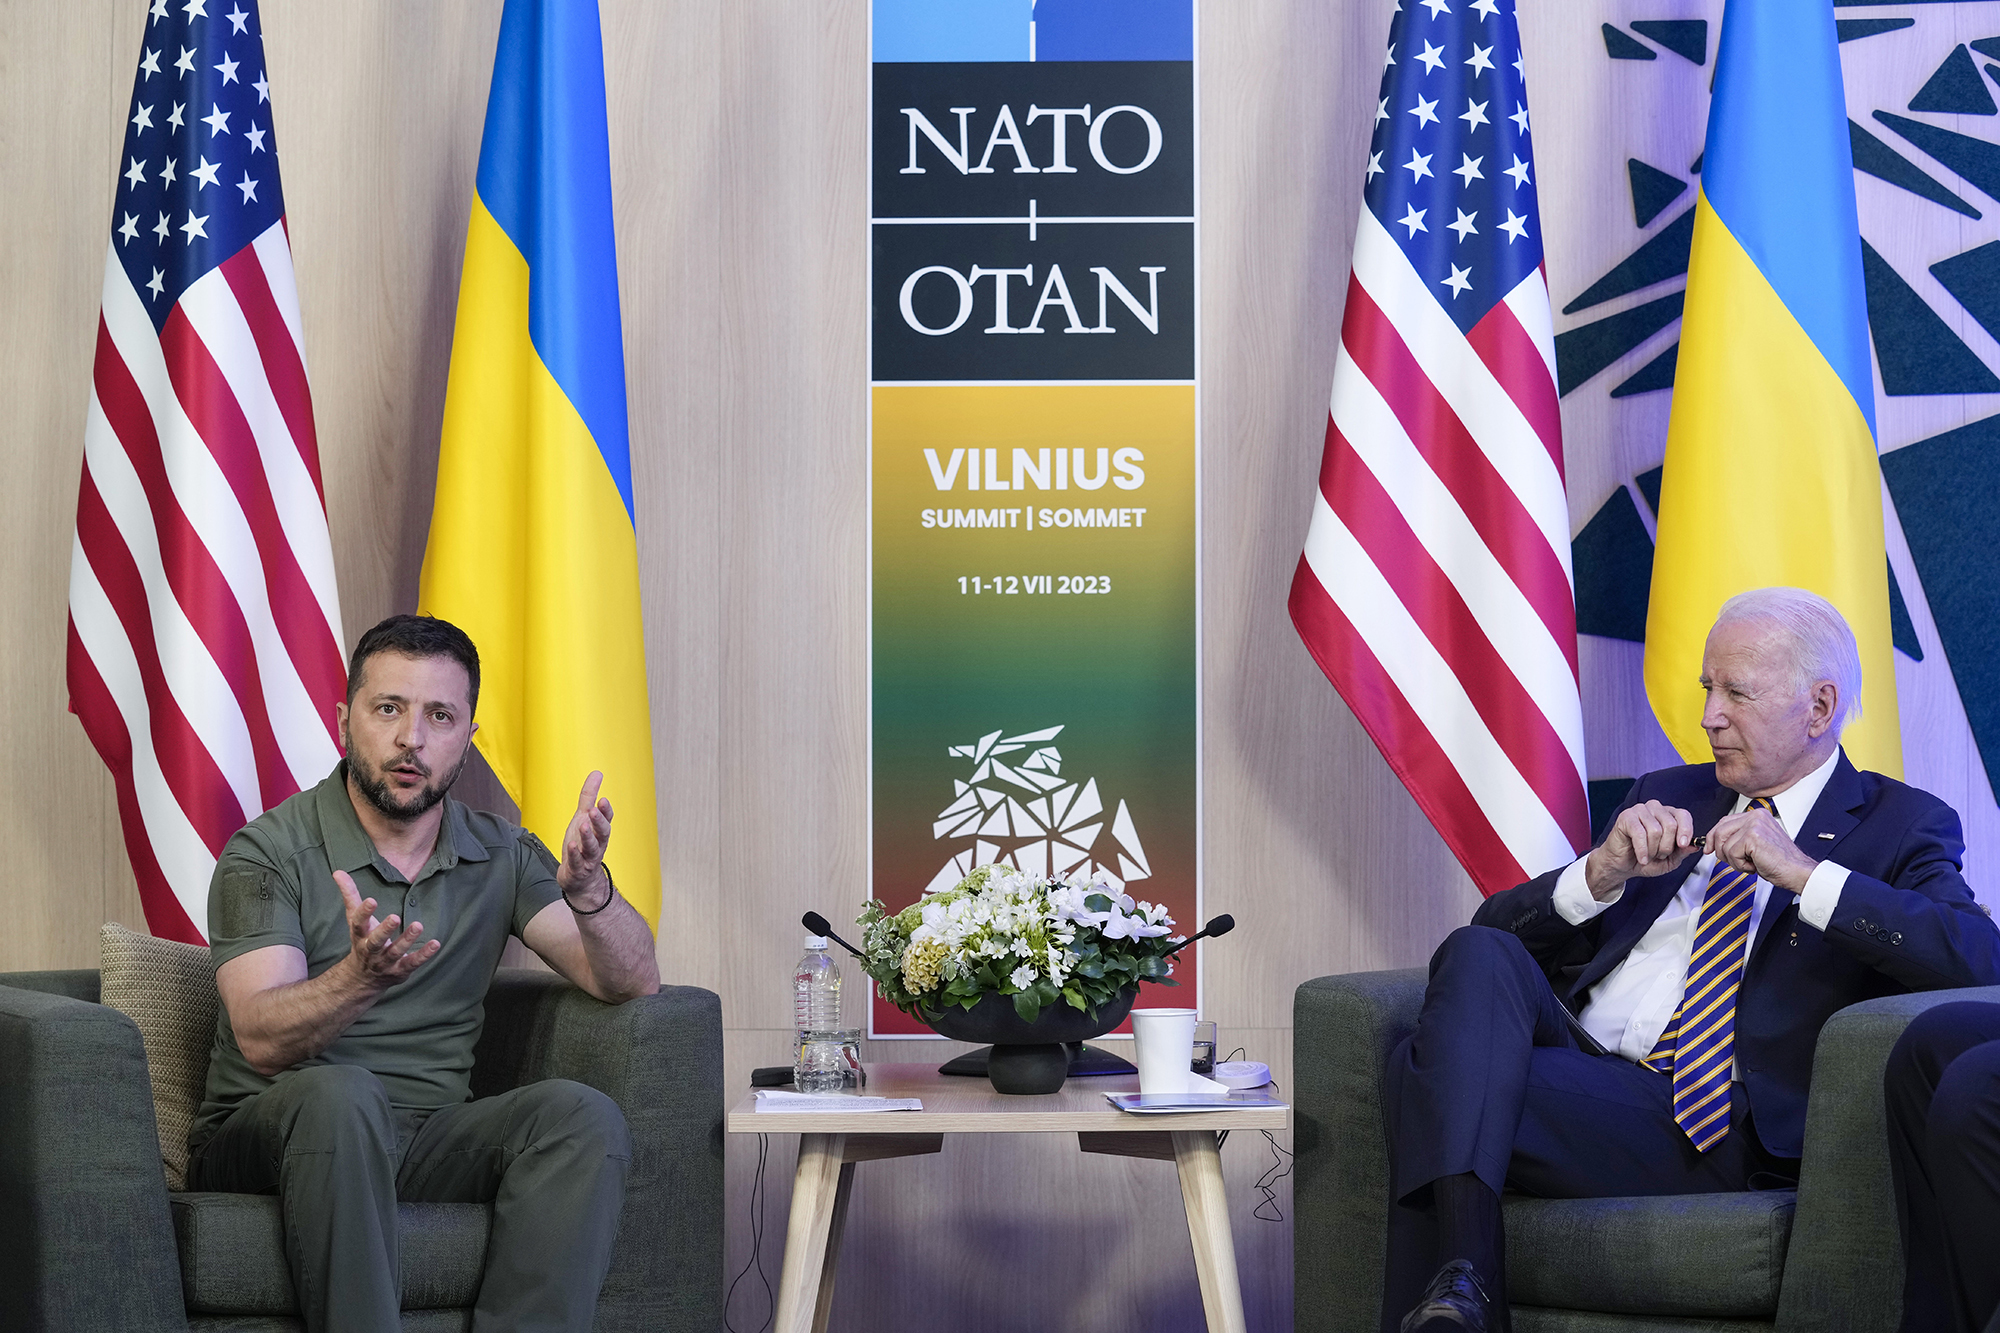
[1013,990,1043,1023]
[1084,893,1115,913]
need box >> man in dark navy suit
[1387,587,2000,1333]
[1881,994,2000,1331]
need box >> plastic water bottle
[793,936,845,1092]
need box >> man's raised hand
[1584,800,1699,900]
[1706,806,1818,892]
[336,869,439,986]
[558,771,614,908]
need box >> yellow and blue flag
[420,0,660,924]
[1645,0,1901,777]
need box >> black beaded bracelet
[565,863,616,916]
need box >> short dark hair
[346,615,481,713]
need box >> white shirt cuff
[1796,861,1851,931]
[1553,856,1617,925]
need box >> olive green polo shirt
[190,761,564,1149]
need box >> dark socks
[1433,1173,1505,1311]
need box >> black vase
[922,987,1139,1094]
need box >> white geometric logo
[924,724,1152,894]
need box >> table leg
[1172,1130,1248,1333]
[774,1133,846,1333]
[771,1133,939,1333]
[810,1162,857,1333]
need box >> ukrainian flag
[1644,0,1901,777]
[420,0,661,924]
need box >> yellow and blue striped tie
[1643,796,1777,1152]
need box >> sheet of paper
[753,1090,922,1112]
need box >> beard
[346,742,472,822]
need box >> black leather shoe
[1399,1258,1491,1333]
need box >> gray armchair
[1293,969,2000,1333]
[0,967,724,1333]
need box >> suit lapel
[1569,778,1738,1002]
[1751,750,1864,960]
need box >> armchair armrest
[0,979,186,1333]
[1778,984,2000,1333]
[1293,968,1428,1333]
[471,970,723,1333]
[0,969,101,1004]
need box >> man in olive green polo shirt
[186,614,662,1333]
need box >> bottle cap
[804,935,829,949]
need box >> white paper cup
[1129,1008,1199,1094]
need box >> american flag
[68,0,344,944]
[1289,0,1588,896]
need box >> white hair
[1714,587,1863,735]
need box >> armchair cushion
[1511,1311,1773,1333]
[172,1194,491,1313]
[1505,1190,1795,1318]
[99,922,216,1190]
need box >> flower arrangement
[859,864,1181,1024]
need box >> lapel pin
[1818,832,1836,840]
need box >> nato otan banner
[868,0,1200,1036]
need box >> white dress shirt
[1551,748,1853,1067]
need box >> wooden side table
[727,1063,1290,1333]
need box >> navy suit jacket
[1472,751,2000,1158]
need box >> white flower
[1065,887,1128,934]
[1047,883,1094,923]
[1098,910,1142,941]
[1092,892,1174,941]
[1009,963,1037,990]
[1127,899,1174,936]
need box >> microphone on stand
[1164,914,1235,957]
[802,911,866,961]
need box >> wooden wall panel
[603,0,728,995]
[0,2,1475,1328]
[0,0,149,970]
[713,0,872,1034]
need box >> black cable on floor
[1214,1049,1294,1222]
[1252,1089,1294,1225]
[723,1132,775,1333]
